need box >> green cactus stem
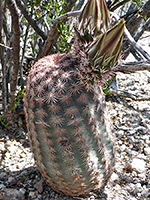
[24,0,125,196]
[24,53,115,196]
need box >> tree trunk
[0,0,7,115]
[6,0,20,124]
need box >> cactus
[24,0,125,197]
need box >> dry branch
[124,27,150,62]
[140,0,150,18]
[118,61,150,73]
[0,43,13,50]
[111,12,150,62]
[109,89,150,101]
[123,18,150,60]
[6,0,20,122]
[0,0,7,114]
[110,0,131,12]
[15,0,47,40]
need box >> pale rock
[35,179,43,193]
[7,176,17,185]
[121,144,126,151]
[132,171,137,177]
[130,197,137,200]
[130,158,146,173]
[1,188,25,200]
[111,172,119,182]
[0,184,5,189]
[144,147,150,155]
[89,195,95,200]
[0,172,7,180]
[115,184,121,191]
[141,188,149,197]
[29,191,36,197]
[138,172,146,179]
[19,188,26,195]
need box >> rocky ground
[0,32,150,200]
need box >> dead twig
[118,61,150,73]
[109,89,150,101]
[0,42,13,50]
[123,18,150,60]
[124,27,150,62]
[15,0,47,40]
[111,12,150,62]
[110,0,131,12]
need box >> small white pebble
[131,158,146,173]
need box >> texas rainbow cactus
[24,0,125,196]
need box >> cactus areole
[24,0,125,197]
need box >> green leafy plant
[0,116,8,128]
[14,88,25,110]
[57,21,72,52]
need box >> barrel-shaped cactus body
[24,53,115,196]
[24,0,125,195]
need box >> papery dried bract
[79,0,110,37]
[87,19,125,69]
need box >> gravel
[0,32,150,200]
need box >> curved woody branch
[15,0,47,41]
